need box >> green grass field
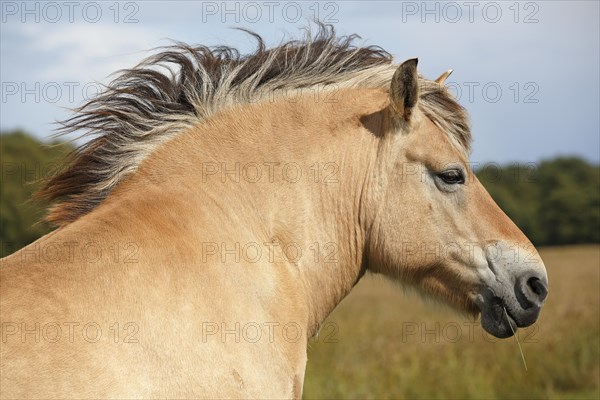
[303,245,600,399]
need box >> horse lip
[475,290,519,338]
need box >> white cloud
[13,23,164,82]
[1,1,598,162]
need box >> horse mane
[38,23,471,226]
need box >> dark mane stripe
[38,23,470,226]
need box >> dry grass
[303,245,600,399]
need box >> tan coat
[0,32,548,398]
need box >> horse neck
[105,89,385,335]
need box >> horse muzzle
[475,243,549,338]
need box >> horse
[0,25,548,398]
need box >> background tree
[476,157,600,246]
[1,131,598,258]
[0,131,72,257]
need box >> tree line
[1,131,598,257]
[476,157,599,246]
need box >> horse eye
[438,169,465,185]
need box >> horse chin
[479,295,518,339]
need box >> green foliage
[0,131,72,257]
[0,131,598,258]
[476,158,600,246]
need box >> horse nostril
[527,277,548,301]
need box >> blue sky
[1,0,598,164]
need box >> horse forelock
[38,23,471,226]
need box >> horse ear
[435,69,453,84]
[390,58,419,121]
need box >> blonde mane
[39,23,471,226]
